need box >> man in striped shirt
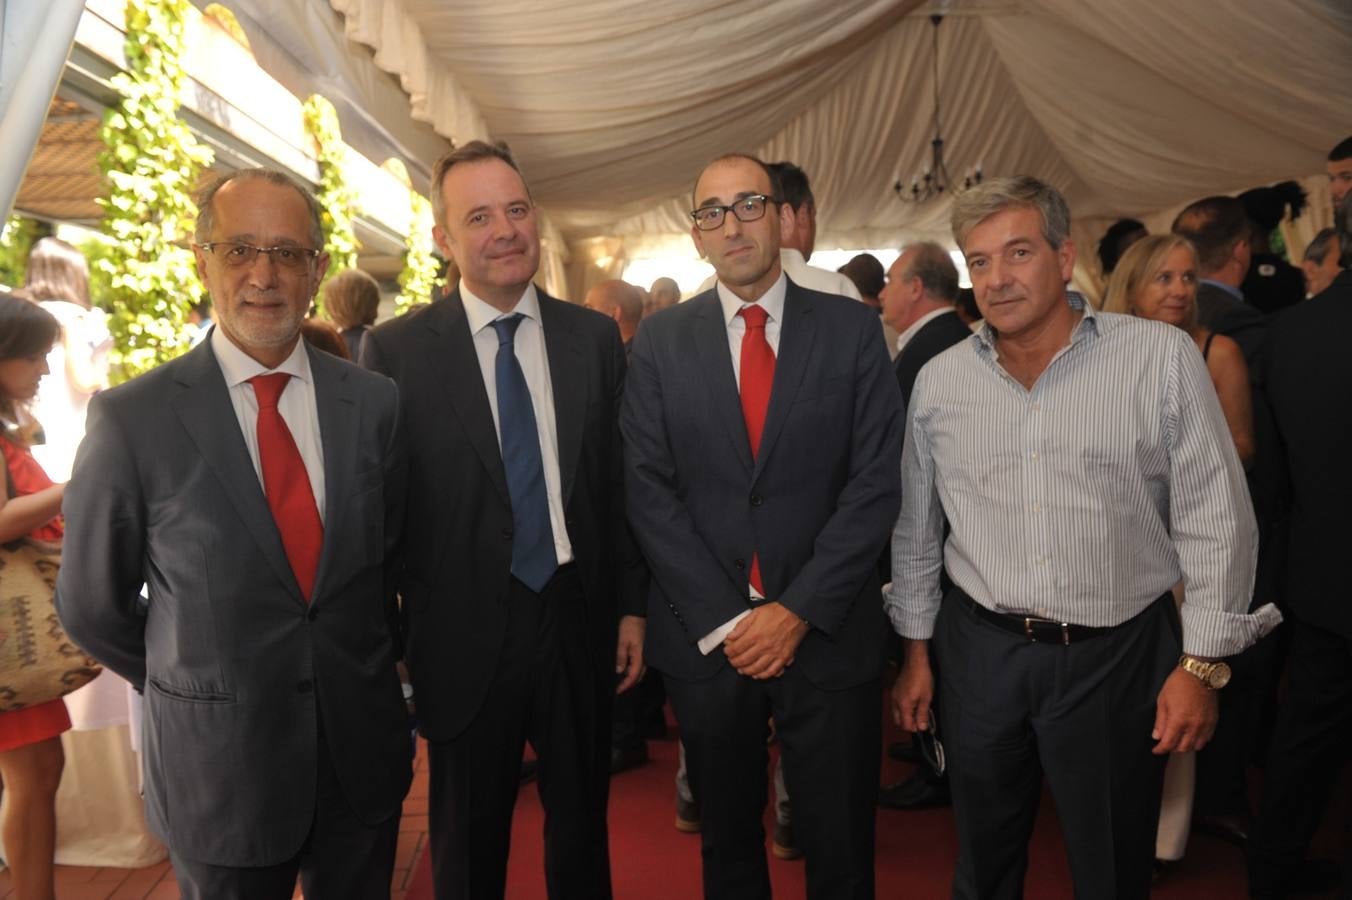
[886,176,1281,899]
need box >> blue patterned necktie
[490,314,558,592]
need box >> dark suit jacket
[1264,269,1352,636]
[893,309,972,409]
[361,290,642,741]
[1196,281,1268,379]
[1195,281,1287,608]
[622,279,904,688]
[56,340,411,867]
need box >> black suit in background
[1242,253,1306,315]
[362,290,643,899]
[1248,269,1352,897]
[892,309,972,412]
[623,280,903,899]
[1192,280,1282,825]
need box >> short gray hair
[899,241,959,303]
[194,168,325,250]
[951,175,1071,253]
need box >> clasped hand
[723,602,810,680]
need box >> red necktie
[737,304,775,595]
[248,373,323,602]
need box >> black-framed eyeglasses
[689,195,776,231]
[197,242,321,270]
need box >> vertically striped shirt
[886,296,1281,658]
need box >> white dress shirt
[695,273,788,655]
[210,326,326,521]
[460,283,574,566]
[894,307,958,357]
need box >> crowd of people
[0,132,1347,900]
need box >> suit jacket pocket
[147,677,235,704]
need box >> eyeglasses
[689,195,776,231]
[917,715,945,775]
[197,242,320,270]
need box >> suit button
[501,527,514,540]
[734,558,746,570]
[296,679,313,693]
[307,607,318,622]
[750,494,762,507]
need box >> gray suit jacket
[55,338,411,867]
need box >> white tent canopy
[321,0,1350,248]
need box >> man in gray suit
[56,169,411,899]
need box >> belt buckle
[1023,617,1073,645]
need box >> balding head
[1171,196,1251,285]
[585,279,644,341]
[648,277,681,313]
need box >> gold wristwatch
[1179,655,1232,690]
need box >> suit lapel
[170,341,301,600]
[692,294,753,475]
[754,283,816,481]
[431,294,511,508]
[308,346,356,604]
[539,293,586,506]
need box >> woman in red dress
[0,291,67,900]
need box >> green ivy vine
[0,216,50,289]
[301,94,360,310]
[395,193,440,313]
[97,0,214,381]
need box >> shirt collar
[717,271,788,329]
[461,282,541,335]
[974,290,1098,351]
[895,307,957,354]
[210,325,312,388]
[1200,278,1245,303]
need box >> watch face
[1208,663,1232,690]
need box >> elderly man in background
[585,279,644,353]
[647,276,682,316]
[879,242,971,410]
[890,175,1280,899]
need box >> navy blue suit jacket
[622,279,903,687]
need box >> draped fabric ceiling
[323,0,1352,297]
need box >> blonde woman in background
[1104,234,1254,467]
[22,238,110,483]
[1104,234,1255,875]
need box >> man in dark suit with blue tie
[622,154,903,899]
[361,141,645,900]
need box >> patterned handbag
[0,460,101,712]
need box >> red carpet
[405,706,1345,898]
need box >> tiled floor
[0,740,431,900]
